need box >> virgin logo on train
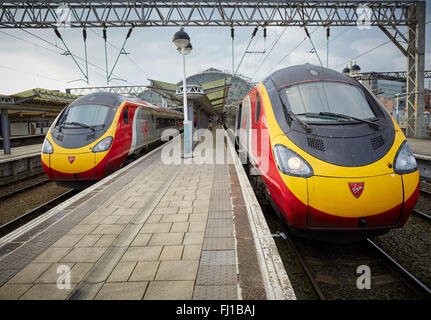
[348,182,365,199]
[68,156,75,164]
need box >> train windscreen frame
[283,81,377,123]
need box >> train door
[129,107,148,154]
[120,104,133,154]
[143,109,154,144]
[238,95,251,155]
[252,89,263,166]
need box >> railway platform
[0,129,294,300]
[0,144,43,183]
[0,143,42,161]
[407,138,431,158]
[407,138,431,180]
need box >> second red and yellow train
[41,92,182,188]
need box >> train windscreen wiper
[277,91,312,133]
[61,121,96,131]
[318,112,379,130]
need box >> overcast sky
[0,3,430,95]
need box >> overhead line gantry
[0,1,426,138]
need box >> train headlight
[393,141,417,174]
[273,144,313,177]
[42,138,53,154]
[92,136,113,153]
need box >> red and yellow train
[226,64,419,240]
[41,92,182,188]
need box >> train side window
[236,103,242,130]
[123,107,129,125]
[255,94,261,123]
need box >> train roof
[69,92,127,108]
[262,64,359,90]
[68,92,182,116]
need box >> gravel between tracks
[417,180,431,214]
[370,214,431,290]
[0,182,70,225]
[0,174,48,198]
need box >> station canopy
[0,88,80,116]
[148,74,232,114]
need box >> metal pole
[54,28,87,81]
[182,47,192,158]
[107,27,133,82]
[231,27,234,76]
[395,94,399,124]
[103,28,109,85]
[1,109,11,154]
[83,29,89,84]
[235,27,258,77]
[415,1,425,138]
[326,27,330,68]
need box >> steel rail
[412,209,431,222]
[285,234,326,300]
[366,239,431,298]
[419,188,431,197]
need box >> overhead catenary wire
[53,27,88,82]
[88,28,150,79]
[269,27,319,76]
[250,26,288,80]
[250,28,267,75]
[0,63,66,83]
[304,26,323,67]
[106,26,134,83]
[1,29,116,84]
[334,19,431,70]
[234,26,259,77]
[19,28,138,85]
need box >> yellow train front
[227,64,419,241]
[41,92,182,189]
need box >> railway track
[284,231,431,300]
[420,188,431,197]
[366,239,431,298]
[0,178,50,201]
[0,189,77,238]
[413,209,431,221]
[414,188,431,221]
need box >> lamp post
[173,27,193,158]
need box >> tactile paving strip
[208,165,231,212]
[208,211,233,219]
[193,285,238,300]
[196,265,237,285]
[207,218,234,228]
[193,162,238,300]
[203,237,235,251]
[205,226,234,238]
[200,250,236,266]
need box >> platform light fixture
[173,27,193,158]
